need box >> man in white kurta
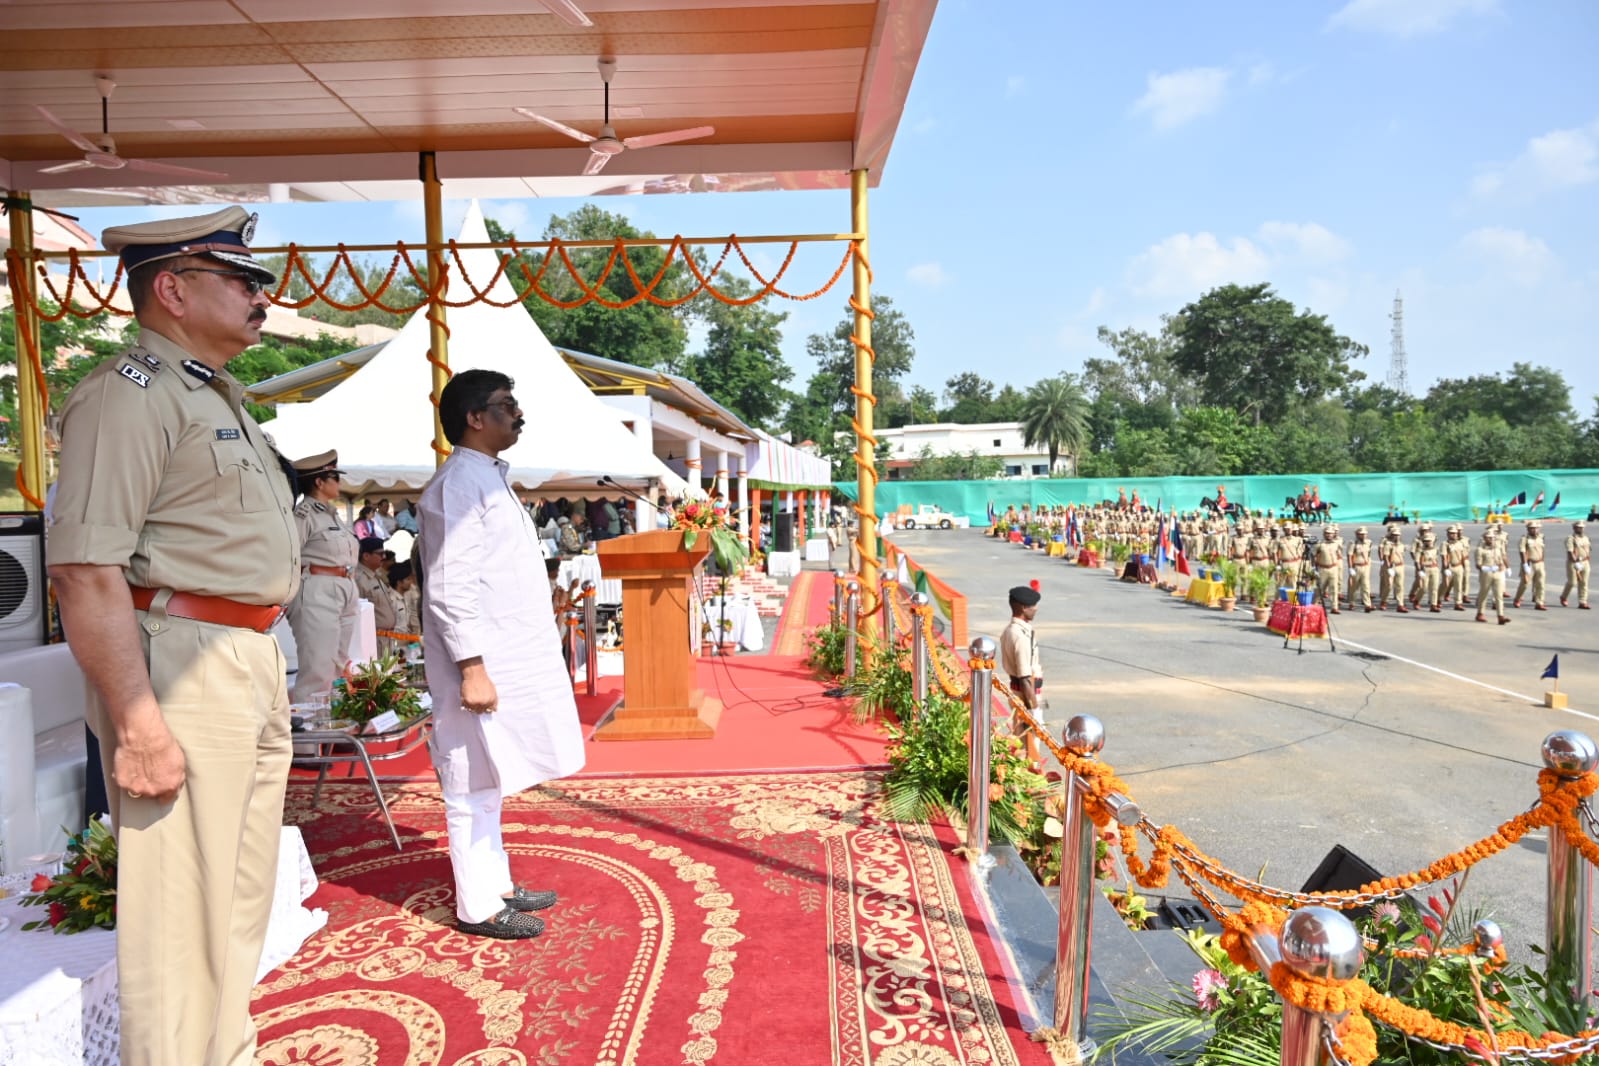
[419,369,585,939]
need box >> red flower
[75,858,91,875]
[31,873,52,893]
[47,902,68,928]
[684,503,702,519]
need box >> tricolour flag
[1549,492,1561,514]
[1542,654,1560,681]
[1533,490,1546,509]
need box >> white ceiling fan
[514,58,715,175]
[35,77,228,180]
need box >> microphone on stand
[598,476,667,513]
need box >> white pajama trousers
[442,786,514,923]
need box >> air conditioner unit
[0,513,47,655]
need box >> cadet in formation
[1346,527,1374,611]
[1512,519,1547,610]
[1311,524,1344,613]
[1563,520,1591,609]
[1476,525,1512,624]
[1378,525,1409,612]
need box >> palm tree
[1021,375,1090,476]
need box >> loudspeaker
[0,513,48,655]
[774,512,795,553]
[1301,844,1393,920]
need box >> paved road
[878,524,1598,966]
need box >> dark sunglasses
[169,267,267,296]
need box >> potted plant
[1215,559,1240,611]
[1247,565,1276,621]
[1109,541,1133,575]
[331,655,424,730]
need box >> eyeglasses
[484,399,521,415]
[169,268,267,296]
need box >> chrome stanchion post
[1053,714,1142,1053]
[965,636,997,871]
[1543,730,1597,1005]
[582,580,598,697]
[564,607,582,684]
[910,592,930,709]
[1277,908,1363,1066]
[833,567,847,624]
[881,575,897,647]
[844,578,860,677]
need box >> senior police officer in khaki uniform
[47,207,297,1066]
[1563,520,1591,609]
[287,451,359,701]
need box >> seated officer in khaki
[355,535,403,653]
[47,206,299,1066]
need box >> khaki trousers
[1347,564,1371,608]
[1379,564,1406,608]
[1513,561,1546,606]
[1477,570,1507,619]
[1314,566,1340,611]
[1443,565,1469,606]
[1417,566,1442,608]
[1563,561,1590,606]
[87,613,292,1066]
[286,573,357,701]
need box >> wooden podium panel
[593,529,722,740]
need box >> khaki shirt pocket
[211,441,273,513]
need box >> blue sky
[69,0,1599,417]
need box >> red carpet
[256,772,1045,1066]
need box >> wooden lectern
[593,529,722,740]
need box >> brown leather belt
[307,564,351,577]
[129,586,284,633]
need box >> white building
[876,421,1069,480]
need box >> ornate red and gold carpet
[256,771,1039,1066]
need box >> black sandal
[457,907,545,940]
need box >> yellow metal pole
[850,169,878,643]
[421,152,451,466]
[7,194,47,511]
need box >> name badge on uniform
[215,428,241,440]
[118,363,151,388]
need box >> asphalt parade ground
[883,523,1597,967]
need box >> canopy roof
[262,201,670,494]
[1,0,937,209]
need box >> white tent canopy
[263,201,668,495]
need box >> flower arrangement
[669,499,749,574]
[331,654,424,726]
[19,819,117,934]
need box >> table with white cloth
[0,826,326,1066]
[557,553,622,604]
[698,596,765,652]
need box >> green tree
[1424,362,1574,428]
[0,306,134,420]
[941,372,994,423]
[1169,283,1366,426]
[678,276,791,428]
[902,446,1002,480]
[1172,405,1252,475]
[987,384,1027,422]
[486,209,690,368]
[254,253,424,330]
[1020,375,1090,475]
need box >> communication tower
[1387,290,1409,395]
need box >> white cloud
[483,199,532,236]
[1459,226,1555,285]
[1128,232,1271,298]
[1258,221,1353,263]
[1473,119,1599,200]
[907,261,951,288]
[1131,67,1231,131]
[1005,75,1025,98]
[1247,62,1276,86]
[1327,0,1497,38]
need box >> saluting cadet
[47,207,298,1066]
[1476,525,1512,624]
[1347,527,1374,612]
[1512,519,1548,610]
[1562,520,1591,609]
[287,450,359,701]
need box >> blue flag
[1542,654,1560,681]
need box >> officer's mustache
[512,418,525,431]
[248,310,268,323]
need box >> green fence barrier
[834,470,1599,525]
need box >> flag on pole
[1542,654,1559,681]
[1155,515,1170,570]
[1533,490,1546,509]
[1510,491,1528,507]
[1177,553,1192,576]
[987,501,997,526]
[1549,492,1561,513]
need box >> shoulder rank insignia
[181,359,215,383]
[118,363,151,389]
